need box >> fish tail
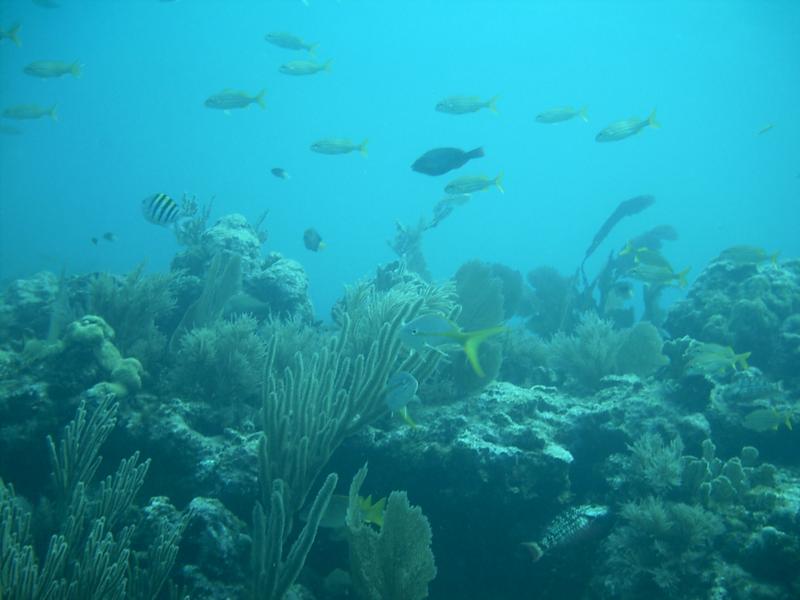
[487,95,500,114]
[467,146,485,159]
[255,89,267,109]
[49,105,58,121]
[400,406,417,428]
[784,413,793,431]
[323,59,332,72]
[494,171,505,194]
[735,351,751,370]
[317,241,327,251]
[359,138,369,157]
[770,251,779,265]
[462,325,506,377]
[579,106,589,122]
[648,108,661,129]
[8,23,21,47]
[308,42,318,57]
[676,266,690,287]
[521,542,544,562]
[71,61,82,78]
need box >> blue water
[1,0,798,316]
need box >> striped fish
[142,193,182,226]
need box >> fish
[204,89,265,111]
[716,245,778,266]
[302,494,386,529]
[400,314,506,377]
[757,123,774,135]
[627,263,690,288]
[743,408,793,433]
[595,109,660,142]
[436,95,499,115]
[102,232,116,242]
[444,173,504,195]
[0,23,21,46]
[271,168,290,180]
[90,237,99,245]
[141,193,183,226]
[633,248,674,269]
[535,106,588,124]
[303,228,326,252]
[621,225,678,255]
[2,104,57,121]
[684,342,750,376]
[411,147,484,176]
[0,125,23,135]
[521,504,609,562]
[310,138,368,156]
[279,59,331,75]
[265,31,317,55]
[431,194,471,228]
[582,195,655,269]
[24,60,81,78]
[385,371,420,427]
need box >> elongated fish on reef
[596,109,659,142]
[141,193,183,226]
[204,89,265,111]
[265,31,317,55]
[445,173,504,195]
[436,95,499,115]
[279,59,331,75]
[0,23,21,46]
[2,104,57,120]
[684,342,750,376]
[310,138,368,156]
[411,147,484,176]
[24,60,81,78]
[716,245,778,266]
[743,408,793,433]
[522,504,609,562]
[535,106,588,124]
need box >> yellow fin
[49,105,58,121]
[487,95,500,114]
[71,61,82,78]
[735,351,751,370]
[255,89,267,109]
[323,59,332,72]
[676,266,690,288]
[308,42,318,57]
[648,108,660,128]
[8,23,21,47]
[494,171,505,194]
[579,106,589,122]
[399,406,417,428]
[462,325,507,377]
[785,414,793,431]
[359,138,369,157]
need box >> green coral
[627,432,684,494]
[346,465,437,600]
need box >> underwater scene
[1,1,799,599]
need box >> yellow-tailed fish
[742,408,793,433]
[444,172,504,195]
[24,60,81,78]
[436,95,499,115]
[535,106,588,124]
[596,109,659,142]
[310,138,368,156]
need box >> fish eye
[411,328,419,335]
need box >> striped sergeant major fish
[141,193,183,226]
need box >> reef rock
[200,214,262,268]
[246,252,314,322]
[0,271,59,338]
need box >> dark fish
[522,504,609,562]
[303,228,325,252]
[411,147,484,176]
[625,224,678,253]
[271,167,290,180]
[91,237,98,245]
[582,195,655,268]
[142,193,182,226]
[102,232,116,242]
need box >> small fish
[0,23,21,46]
[279,59,331,75]
[102,232,116,242]
[627,263,689,288]
[522,505,609,562]
[0,125,23,135]
[743,408,793,433]
[90,237,99,245]
[310,138,368,156]
[2,104,57,121]
[757,123,774,135]
[385,371,420,427]
[436,95,499,115]
[141,193,183,226]
[400,314,506,377]
[716,245,778,266]
[265,31,317,55]
[271,167,290,180]
[303,228,326,251]
[204,89,265,111]
[302,494,386,529]
[684,342,750,376]
[596,109,660,142]
[24,60,81,78]
[535,106,588,124]
[411,147,484,176]
[444,172,504,195]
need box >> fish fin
[648,108,660,128]
[255,89,267,109]
[359,139,369,157]
[462,325,507,377]
[785,415,793,431]
[71,61,82,78]
[49,105,58,121]
[308,42,318,56]
[579,106,589,122]
[620,240,633,256]
[736,351,751,370]
[521,542,544,562]
[467,146,485,159]
[487,95,500,114]
[317,241,327,251]
[494,171,505,194]
[8,23,21,47]
[399,406,417,428]
[676,267,690,288]
[770,251,779,265]
[323,59,332,72]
